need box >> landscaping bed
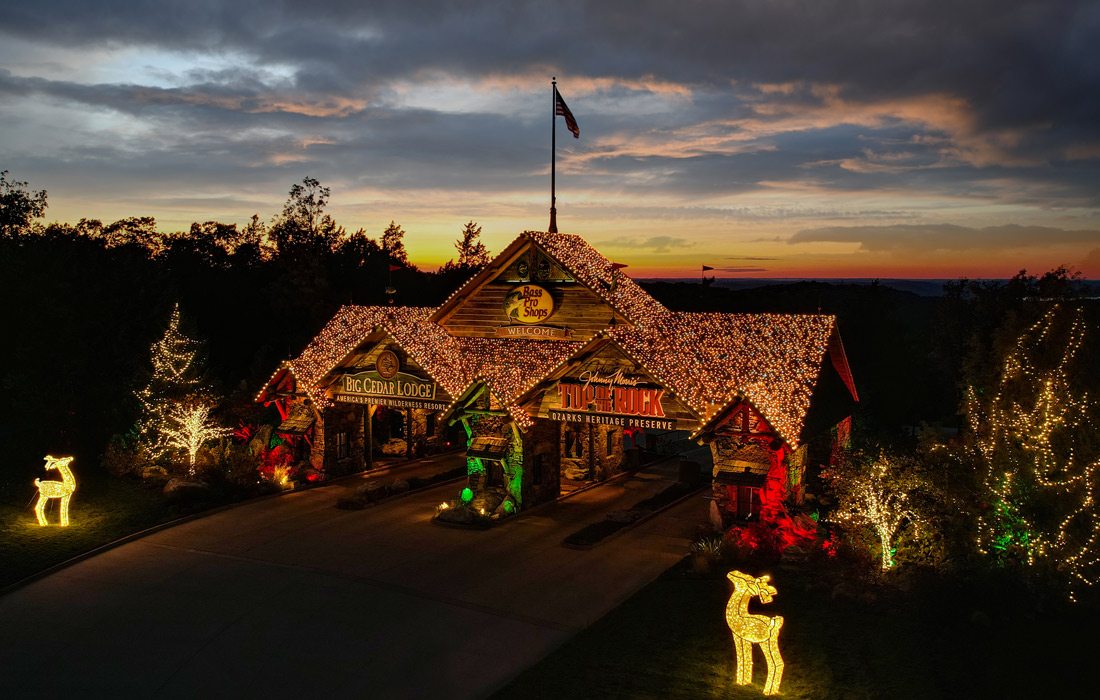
[562,479,704,548]
[336,464,467,509]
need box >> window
[737,486,761,520]
[335,431,349,459]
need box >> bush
[102,435,150,477]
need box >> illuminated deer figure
[33,455,76,526]
[725,570,785,695]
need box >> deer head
[727,570,778,604]
[44,455,74,471]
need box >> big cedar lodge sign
[256,230,858,514]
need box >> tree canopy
[0,169,48,236]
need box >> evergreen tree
[382,220,409,266]
[135,304,210,460]
[455,220,490,267]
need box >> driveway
[0,459,701,698]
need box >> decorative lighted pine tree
[135,303,209,460]
[162,402,231,477]
[968,305,1100,598]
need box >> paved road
[0,458,702,699]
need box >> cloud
[713,267,769,273]
[0,0,1098,264]
[600,235,696,253]
[789,224,1100,252]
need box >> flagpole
[549,76,558,233]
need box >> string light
[725,570,785,696]
[256,232,850,508]
[609,312,838,446]
[969,305,1100,599]
[263,308,837,443]
[825,453,923,571]
[162,403,231,477]
[136,303,206,458]
[33,455,77,526]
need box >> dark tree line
[0,174,490,477]
[1,169,1094,486]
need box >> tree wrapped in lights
[163,402,231,477]
[824,452,927,571]
[135,303,209,460]
[968,305,1100,596]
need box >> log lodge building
[257,230,857,526]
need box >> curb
[560,481,707,550]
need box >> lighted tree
[135,304,208,458]
[824,452,927,571]
[968,305,1100,597]
[163,402,231,477]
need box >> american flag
[555,88,580,138]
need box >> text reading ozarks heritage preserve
[556,370,669,422]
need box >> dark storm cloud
[790,224,1100,252]
[4,1,1097,134]
[1,0,1098,229]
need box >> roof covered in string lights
[432,230,666,325]
[258,230,855,444]
[260,304,583,428]
[606,312,842,446]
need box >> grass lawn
[496,555,1099,699]
[0,469,211,589]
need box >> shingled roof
[260,304,583,428]
[257,233,854,446]
[607,312,839,446]
[523,231,667,323]
[433,230,667,327]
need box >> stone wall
[522,418,561,506]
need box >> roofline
[429,234,530,325]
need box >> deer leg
[763,631,785,695]
[732,635,745,685]
[59,495,71,526]
[34,495,49,526]
[738,638,754,685]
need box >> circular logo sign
[504,284,555,324]
[376,349,400,379]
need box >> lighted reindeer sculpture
[725,570,785,695]
[33,455,77,526]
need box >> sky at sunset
[2,1,1099,278]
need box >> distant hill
[640,278,1100,298]
[638,279,949,435]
